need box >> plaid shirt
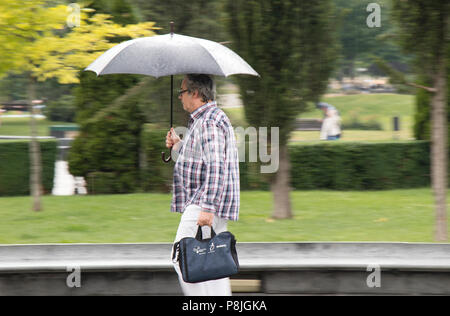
[171,101,240,221]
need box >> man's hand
[197,211,214,227]
[166,127,181,149]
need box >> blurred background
[0,0,448,244]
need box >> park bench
[295,118,322,131]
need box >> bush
[86,171,139,194]
[43,95,77,122]
[0,140,57,196]
[68,98,145,194]
[289,141,430,190]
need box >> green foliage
[137,132,432,192]
[68,95,145,193]
[0,140,57,196]
[225,0,337,146]
[44,95,77,122]
[289,141,430,190]
[391,0,449,75]
[74,71,141,123]
[413,73,450,142]
[130,0,227,41]
[86,171,139,194]
[0,0,157,84]
[414,76,432,140]
[68,0,167,194]
[111,0,138,26]
[334,0,407,77]
[140,128,173,192]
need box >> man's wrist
[173,140,182,152]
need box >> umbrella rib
[193,41,227,77]
[195,41,259,77]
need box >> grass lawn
[290,129,412,142]
[222,93,416,142]
[0,117,76,136]
[0,189,446,244]
[303,93,415,124]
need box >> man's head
[179,74,215,113]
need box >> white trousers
[172,204,232,296]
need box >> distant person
[317,102,342,140]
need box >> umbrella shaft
[170,75,173,127]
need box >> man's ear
[191,89,199,99]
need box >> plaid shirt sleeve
[199,120,226,214]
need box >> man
[166,74,240,296]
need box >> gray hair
[185,74,215,102]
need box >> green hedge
[139,131,431,192]
[290,141,430,190]
[0,140,57,196]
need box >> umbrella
[85,23,259,162]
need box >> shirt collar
[190,101,216,120]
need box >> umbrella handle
[162,148,172,163]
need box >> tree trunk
[431,56,447,242]
[270,144,292,219]
[28,76,43,212]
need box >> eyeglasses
[178,89,189,97]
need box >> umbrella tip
[170,21,174,37]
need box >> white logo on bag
[193,244,227,255]
[193,246,206,255]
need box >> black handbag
[172,226,239,283]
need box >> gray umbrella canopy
[85,33,259,78]
[85,32,259,162]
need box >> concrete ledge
[1,242,449,272]
[0,242,449,295]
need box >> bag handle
[195,225,216,241]
[172,241,179,263]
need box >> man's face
[179,78,194,113]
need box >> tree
[391,0,449,241]
[332,0,411,80]
[0,0,157,211]
[131,0,227,42]
[226,0,337,219]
